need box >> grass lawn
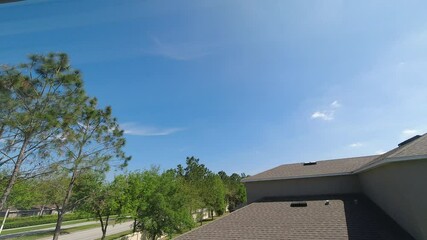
[95,229,133,240]
[1,219,92,235]
[6,223,101,240]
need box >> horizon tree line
[0,53,247,240]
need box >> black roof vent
[303,161,317,166]
[398,135,421,147]
[290,202,307,207]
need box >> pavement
[39,221,133,240]
[0,220,132,240]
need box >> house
[176,134,427,240]
[0,206,56,218]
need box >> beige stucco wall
[359,159,427,240]
[245,175,361,203]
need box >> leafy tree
[7,178,42,210]
[74,172,123,240]
[39,173,71,214]
[202,174,226,218]
[119,172,143,233]
[175,157,228,223]
[52,96,130,240]
[134,169,194,240]
[183,157,209,183]
[179,157,210,224]
[0,53,85,210]
[218,171,247,211]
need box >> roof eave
[354,154,427,173]
[241,172,353,183]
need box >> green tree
[52,97,130,240]
[179,157,209,224]
[74,172,123,240]
[202,174,226,218]
[176,157,228,223]
[218,171,247,211]
[134,169,194,240]
[39,173,71,214]
[8,178,42,210]
[0,53,85,210]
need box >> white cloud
[401,129,419,137]
[311,111,334,121]
[311,100,342,121]
[375,150,386,155]
[349,142,363,148]
[121,123,185,136]
[331,100,341,108]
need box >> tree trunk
[99,214,109,240]
[52,170,78,240]
[0,137,29,210]
[52,210,65,240]
[39,205,45,216]
[133,218,137,232]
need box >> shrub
[3,213,90,229]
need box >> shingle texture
[242,155,378,182]
[243,134,427,183]
[176,195,414,240]
[387,133,427,158]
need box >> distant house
[176,134,427,240]
[0,206,56,218]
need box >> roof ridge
[353,133,427,172]
[283,154,381,165]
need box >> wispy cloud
[311,111,334,121]
[349,142,363,148]
[331,100,341,108]
[311,100,341,121]
[147,35,210,61]
[121,123,185,136]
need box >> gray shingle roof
[175,195,413,240]
[387,133,427,158]
[243,134,427,182]
[242,155,379,182]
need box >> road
[39,221,133,240]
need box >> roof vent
[303,161,317,166]
[398,135,421,147]
[290,202,307,207]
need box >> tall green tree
[218,171,247,211]
[133,169,194,240]
[175,157,228,223]
[0,53,86,210]
[179,157,210,224]
[201,174,226,218]
[52,97,130,240]
[7,178,41,210]
[74,172,122,240]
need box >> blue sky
[1,0,427,176]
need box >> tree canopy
[0,53,247,240]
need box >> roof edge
[174,202,253,239]
[354,154,427,173]
[242,171,352,183]
[242,154,427,183]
